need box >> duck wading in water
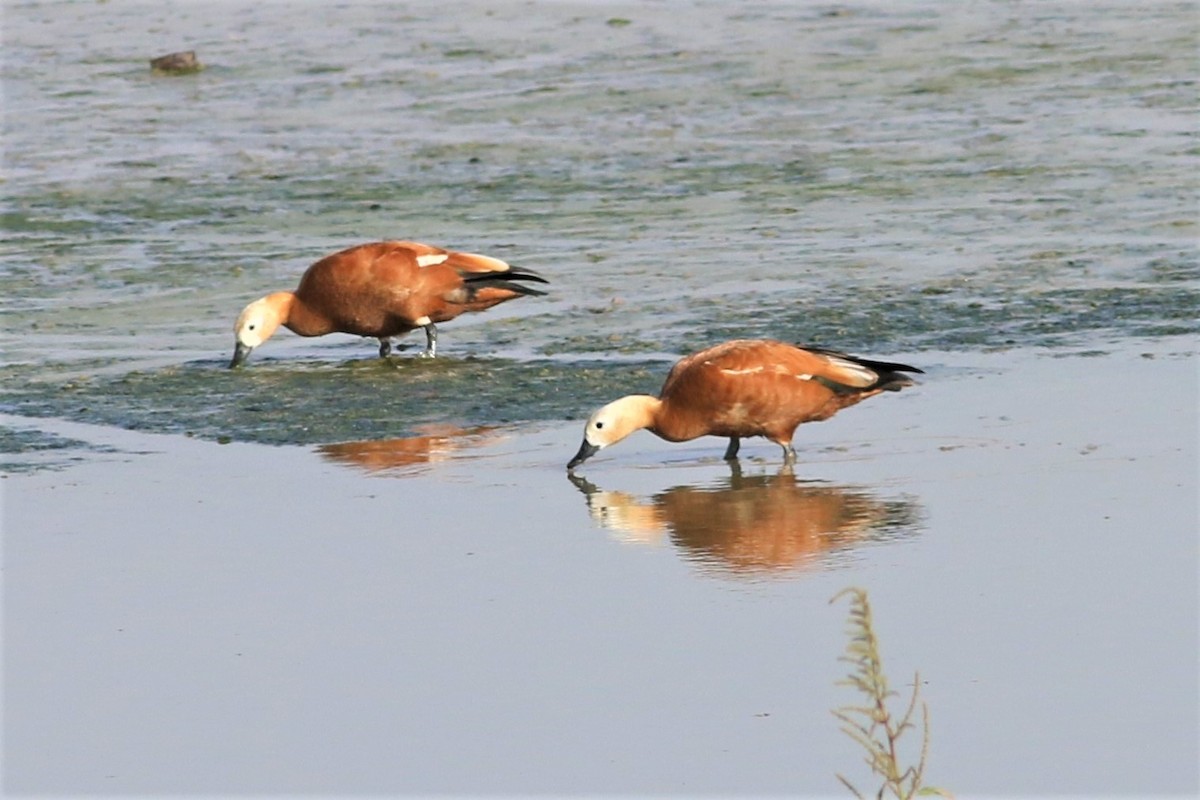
[229,240,548,367]
[568,339,922,469]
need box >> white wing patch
[722,365,823,381]
[823,355,877,387]
[416,253,450,267]
[460,252,511,272]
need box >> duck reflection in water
[568,464,921,578]
[316,425,505,475]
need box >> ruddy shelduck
[229,240,548,367]
[567,339,922,469]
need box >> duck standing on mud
[229,240,548,367]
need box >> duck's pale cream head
[230,293,290,368]
[567,395,658,470]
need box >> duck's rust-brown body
[230,240,547,366]
[568,339,922,468]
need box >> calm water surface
[2,0,1198,795]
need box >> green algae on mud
[0,357,665,447]
[540,275,1200,357]
[0,425,119,473]
[1,269,1196,449]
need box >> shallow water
[4,342,1197,795]
[2,0,1198,795]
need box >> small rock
[150,51,202,75]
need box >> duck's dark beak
[567,439,599,471]
[229,341,252,369]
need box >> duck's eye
[594,421,605,430]
[248,324,257,330]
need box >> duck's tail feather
[463,269,550,298]
[802,345,924,393]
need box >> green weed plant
[831,587,951,799]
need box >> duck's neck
[621,394,664,438]
[268,291,326,336]
[640,394,706,443]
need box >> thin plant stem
[830,587,951,800]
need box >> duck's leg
[727,458,745,482]
[780,443,797,465]
[723,436,740,460]
[421,323,438,358]
[378,338,392,358]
